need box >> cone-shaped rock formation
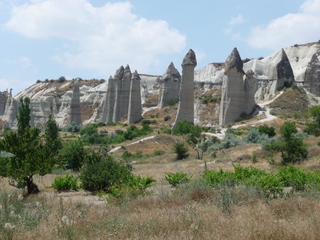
[173,49,197,127]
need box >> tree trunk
[25,176,40,195]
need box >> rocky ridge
[0,42,319,128]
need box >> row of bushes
[165,165,320,198]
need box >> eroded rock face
[127,71,142,124]
[113,66,124,122]
[67,79,82,126]
[304,53,320,95]
[276,49,295,89]
[219,48,257,125]
[158,62,181,109]
[173,49,197,127]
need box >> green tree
[0,98,56,194]
[45,115,62,154]
[266,121,308,164]
[17,97,31,136]
[58,140,87,170]
[304,106,320,136]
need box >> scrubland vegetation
[2,94,320,239]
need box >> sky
[0,0,320,95]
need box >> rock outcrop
[219,48,257,126]
[158,62,181,109]
[304,53,320,95]
[67,79,82,126]
[127,71,142,124]
[173,49,197,127]
[113,66,125,122]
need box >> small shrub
[168,99,179,106]
[153,150,165,156]
[165,172,192,186]
[164,115,171,121]
[258,125,276,137]
[65,122,80,133]
[172,142,189,160]
[52,174,79,191]
[235,117,244,122]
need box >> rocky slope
[1,42,319,129]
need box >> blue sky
[0,0,319,95]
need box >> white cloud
[229,14,244,25]
[5,0,186,74]
[247,0,320,50]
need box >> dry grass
[2,184,320,239]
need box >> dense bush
[258,125,276,137]
[52,174,79,191]
[79,152,133,192]
[304,106,320,136]
[172,120,202,137]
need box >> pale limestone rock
[127,71,142,124]
[173,49,197,127]
[67,79,82,126]
[120,65,132,118]
[158,62,181,109]
[219,48,248,126]
[304,53,320,95]
[103,76,116,123]
[113,66,124,122]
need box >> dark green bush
[173,142,189,160]
[164,115,171,121]
[258,125,276,137]
[80,152,133,193]
[172,119,202,137]
[153,150,165,156]
[167,99,179,106]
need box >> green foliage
[202,165,319,197]
[172,142,189,160]
[0,98,57,194]
[304,106,320,136]
[45,115,62,154]
[110,175,156,199]
[52,174,79,191]
[65,122,80,133]
[80,124,98,136]
[244,128,269,144]
[79,152,133,193]
[58,140,87,170]
[172,120,202,137]
[153,150,165,156]
[17,97,31,136]
[258,125,276,137]
[167,99,179,106]
[164,115,171,121]
[265,122,308,164]
[165,172,192,186]
[235,117,244,122]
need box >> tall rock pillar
[127,70,142,124]
[173,49,197,127]
[67,79,82,126]
[158,62,181,109]
[113,66,124,122]
[219,48,246,126]
[120,65,132,118]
